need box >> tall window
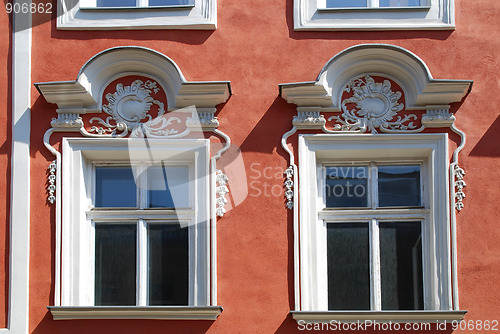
[322,163,424,311]
[90,164,190,306]
[59,138,211,308]
[297,134,453,314]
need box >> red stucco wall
[26,0,500,332]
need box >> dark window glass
[97,0,136,7]
[380,221,423,310]
[325,166,368,208]
[95,166,137,208]
[95,224,137,306]
[149,223,188,305]
[149,0,192,6]
[378,165,421,207]
[327,223,370,310]
[379,0,421,6]
[147,166,189,209]
[327,0,367,7]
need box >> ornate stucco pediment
[279,44,472,212]
[36,46,232,217]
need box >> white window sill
[48,306,223,320]
[291,310,467,323]
[57,0,217,30]
[317,6,431,12]
[294,0,454,31]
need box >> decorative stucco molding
[47,160,56,204]
[284,166,294,209]
[216,170,229,217]
[36,46,232,217]
[279,44,473,211]
[279,44,472,312]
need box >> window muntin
[91,163,191,306]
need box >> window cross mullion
[370,218,382,311]
[137,219,148,306]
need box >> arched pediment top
[36,46,231,112]
[281,44,472,110]
[77,47,186,109]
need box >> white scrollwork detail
[89,80,168,135]
[47,160,56,204]
[51,113,84,129]
[216,170,229,217]
[422,106,456,128]
[292,111,326,129]
[454,165,466,211]
[284,166,294,209]
[334,75,419,134]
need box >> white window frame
[58,0,217,30]
[298,133,453,315]
[88,161,195,306]
[60,137,211,308]
[294,0,454,30]
[318,160,428,311]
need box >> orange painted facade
[1,0,499,333]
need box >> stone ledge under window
[48,306,223,320]
[291,310,467,323]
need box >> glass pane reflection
[327,223,370,310]
[380,221,424,310]
[95,224,137,306]
[378,165,421,207]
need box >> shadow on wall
[470,114,500,157]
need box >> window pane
[149,223,188,305]
[327,223,370,310]
[378,165,421,207]
[148,0,192,6]
[325,166,368,208]
[95,166,137,208]
[95,224,137,306]
[380,222,423,310]
[326,0,367,7]
[147,166,189,209]
[97,0,136,7]
[379,0,421,6]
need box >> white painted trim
[57,0,217,30]
[291,310,467,323]
[280,44,472,111]
[48,306,223,320]
[294,0,454,30]
[3,2,32,333]
[60,138,212,307]
[298,134,452,311]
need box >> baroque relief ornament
[89,80,168,135]
[332,75,418,134]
